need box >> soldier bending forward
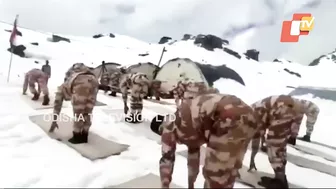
[150,93,258,188]
[120,72,150,123]
[22,68,50,105]
[49,63,99,144]
[249,95,299,188]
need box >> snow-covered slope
[1,22,336,187]
[1,0,334,65]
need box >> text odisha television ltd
[280,13,314,43]
[43,112,176,122]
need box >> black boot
[125,113,142,123]
[258,176,289,189]
[288,137,296,145]
[109,91,117,97]
[42,95,50,105]
[82,131,88,143]
[143,96,148,99]
[68,131,86,144]
[301,135,311,142]
[155,96,160,101]
[31,93,40,101]
[261,145,267,153]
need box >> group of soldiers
[22,61,320,188]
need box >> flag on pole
[9,15,19,46]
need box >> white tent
[155,58,245,90]
[126,62,159,81]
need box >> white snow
[1,21,336,188]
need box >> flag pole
[7,14,18,83]
[7,47,14,83]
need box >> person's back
[150,93,258,188]
[49,63,99,144]
[27,69,47,82]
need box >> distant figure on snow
[150,93,258,188]
[100,69,122,96]
[49,63,99,144]
[41,60,51,82]
[22,68,50,106]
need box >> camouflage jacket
[172,81,219,106]
[251,95,297,133]
[159,93,256,188]
[64,63,92,82]
[53,70,97,116]
[119,72,150,102]
[26,68,48,82]
[249,95,298,166]
[101,70,122,90]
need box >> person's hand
[124,105,129,114]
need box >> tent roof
[161,58,245,86]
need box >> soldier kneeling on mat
[248,95,302,188]
[150,93,259,188]
[120,72,150,123]
[49,63,99,144]
[22,68,50,105]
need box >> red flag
[9,15,19,46]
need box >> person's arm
[249,129,262,171]
[249,103,266,171]
[187,147,200,188]
[119,75,129,114]
[49,85,65,132]
[304,101,320,137]
[290,115,304,138]
[160,126,177,188]
[22,74,29,95]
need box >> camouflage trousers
[72,112,92,133]
[130,95,143,115]
[71,76,98,133]
[266,120,292,176]
[202,120,254,188]
[24,78,49,96]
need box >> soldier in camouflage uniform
[120,72,151,123]
[148,79,162,101]
[289,98,319,144]
[150,93,258,188]
[49,63,99,144]
[100,70,122,96]
[22,68,50,105]
[248,95,301,188]
[258,97,319,150]
[172,80,219,107]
